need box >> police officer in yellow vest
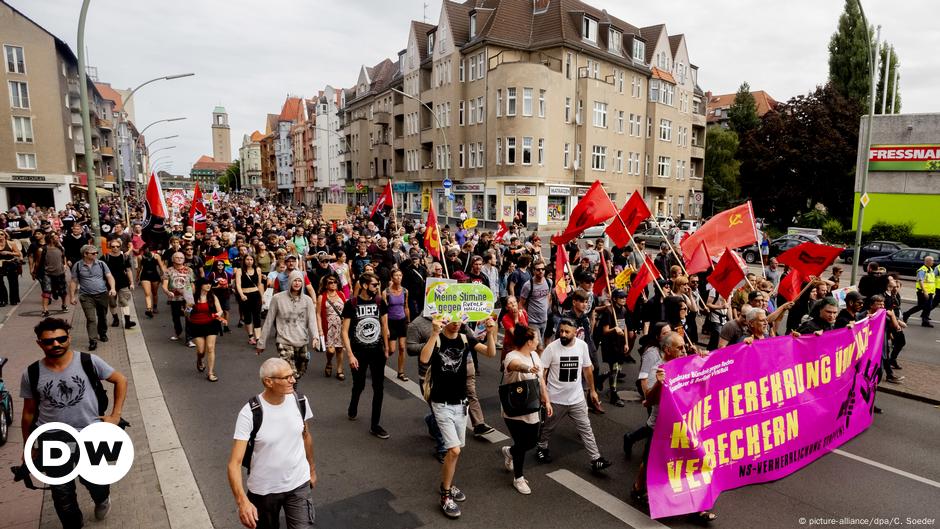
[902,256,935,327]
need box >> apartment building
[259,113,278,196]
[1,1,123,211]
[336,0,704,230]
[275,97,304,199]
[706,89,778,128]
[314,86,346,204]
[239,130,263,194]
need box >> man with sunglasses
[20,317,128,526]
[342,272,390,439]
[102,240,136,330]
[69,244,116,351]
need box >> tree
[728,82,759,136]
[703,126,742,215]
[828,0,873,109]
[875,43,901,114]
[738,85,861,227]
[219,160,240,192]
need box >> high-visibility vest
[916,265,936,295]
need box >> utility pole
[77,0,100,239]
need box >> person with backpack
[31,230,68,317]
[102,238,137,330]
[20,317,128,527]
[68,244,116,351]
[227,358,316,529]
[518,259,552,346]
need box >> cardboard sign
[423,279,494,322]
[463,218,478,229]
[322,203,347,221]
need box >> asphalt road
[134,289,940,529]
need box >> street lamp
[146,135,178,150]
[149,145,176,158]
[850,0,880,284]
[390,87,449,220]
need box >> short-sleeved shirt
[637,347,664,428]
[20,352,114,429]
[501,350,543,424]
[429,333,479,404]
[233,393,313,495]
[519,278,551,324]
[718,319,746,346]
[540,338,591,406]
[102,254,131,290]
[71,259,111,295]
[341,297,387,354]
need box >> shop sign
[504,185,536,196]
[548,186,571,196]
[869,144,940,171]
[393,182,422,193]
[454,183,484,193]
[11,175,47,182]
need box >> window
[5,45,25,74]
[428,33,435,55]
[538,138,544,165]
[617,111,624,133]
[575,144,582,169]
[445,102,451,126]
[647,117,652,138]
[506,137,516,164]
[629,113,641,136]
[565,97,571,123]
[9,81,29,108]
[657,156,671,177]
[566,52,573,79]
[631,75,639,98]
[586,59,600,79]
[563,143,570,168]
[469,55,477,81]
[478,142,484,168]
[592,101,607,128]
[591,145,607,170]
[521,137,533,165]
[16,152,36,169]
[496,138,502,165]
[608,29,622,55]
[538,89,546,117]
[459,101,465,126]
[659,119,672,141]
[650,79,660,102]
[476,53,485,78]
[582,16,597,44]
[664,83,675,106]
[469,143,477,168]
[468,99,475,125]
[576,100,583,125]
[522,88,533,116]
[617,70,624,93]
[496,89,503,117]
[615,150,623,173]
[459,144,465,168]
[676,160,686,179]
[476,97,484,123]
[12,116,33,143]
[458,60,465,82]
[645,154,650,176]
[469,13,477,38]
[506,87,517,116]
[633,40,645,63]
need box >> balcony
[99,146,114,157]
[374,111,390,125]
[68,80,80,96]
[644,174,668,188]
[97,118,113,130]
[488,50,562,74]
[419,127,436,145]
[692,113,706,128]
[691,146,705,159]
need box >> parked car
[840,241,908,264]
[742,236,804,264]
[677,219,700,234]
[633,228,668,247]
[863,248,940,276]
[654,216,676,230]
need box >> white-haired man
[228,358,316,529]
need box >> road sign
[860,193,870,207]
[693,192,704,204]
[442,178,452,189]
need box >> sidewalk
[879,358,940,405]
[0,285,171,529]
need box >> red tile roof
[94,82,124,112]
[279,97,305,122]
[249,130,265,142]
[706,90,779,123]
[651,66,677,84]
[193,155,231,171]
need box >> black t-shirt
[62,232,90,263]
[430,333,479,404]
[463,272,489,287]
[341,297,387,353]
[102,253,131,289]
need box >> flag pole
[604,192,666,300]
[438,218,449,279]
[748,201,767,280]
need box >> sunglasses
[85,251,98,255]
[39,335,69,346]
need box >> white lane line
[383,366,510,443]
[547,469,668,529]
[833,449,940,489]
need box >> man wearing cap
[597,288,631,406]
[270,255,316,299]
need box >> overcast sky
[10,0,936,175]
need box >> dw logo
[24,422,134,485]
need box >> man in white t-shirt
[227,358,316,529]
[535,318,612,472]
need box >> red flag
[424,201,441,259]
[708,248,748,300]
[777,269,804,302]
[369,181,393,219]
[188,184,207,232]
[606,191,652,247]
[555,243,570,304]
[684,240,711,275]
[776,242,844,279]
[494,220,509,243]
[143,172,168,228]
[680,202,758,259]
[593,253,610,297]
[626,255,661,310]
[551,180,617,245]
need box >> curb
[878,385,940,406]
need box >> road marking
[547,469,667,528]
[383,365,510,443]
[834,449,940,489]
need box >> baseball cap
[285,254,298,261]
[612,289,627,299]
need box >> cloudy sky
[10,0,935,175]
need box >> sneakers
[885,375,905,384]
[609,390,626,407]
[41,310,50,318]
[145,309,153,318]
[448,485,466,502]
[500,446,514,472]
[591,457,612,472]
[370,425,390,439]
[88,339,97,351]
[513,476,531,495]
[473,423,496,438]
[99,334,109,343]
[535,448,552,464]
[94,497,111,520]
[169,335,179,341]
[440,491,461,519]
[186,340,196,348]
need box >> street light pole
[851,0,880,284]
[390,87,449,219]
[77,0,100,239]
[146,135,178,150]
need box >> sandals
[248,337,257,346]
[41,310,50,318]
[207,373,218,382]
[336,371,345,381]
[397,372,409,382]
[196,354,206,373]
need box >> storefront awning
[70,184,116,196]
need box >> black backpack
[242,392,308,473]
[27,352,109,430]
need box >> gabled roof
[668,34,684,57]
[94,83,124,112]
[193,155,231,171]
[638,24,664,63]
[265,114,279,134]
[705,90,779,122]
[279,97,305,122]
[411,21,436,63]
[443,1,472,46]
[249,130,265,142]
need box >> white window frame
[521,136,533,165]
[538,138,545,166]
[9,80,29,108]
[458,144,465,168]
[469,13,477,38]
[659,119,672,141]
[591,145,607,171]
[16,152,37,170]
[469,142,477,168]
[522,87,533,116]
[592,101,607,128]
[496,138,502,165]
[506,136,516,164]
[657,156,671,177]
[5,45,26,74]
[458,60,464,82]
[615,150,623,173]
[538,89,546,118]
[633,40,645,64]
[563,143,570,168]
[459,101,465,126]
[647,117,652,138]
[476,96,484,123]
[12,116,33,143]
[506,87,517,116]
[565,97,571,123]
[582,16,598,44]
[476,53,484,79]
[566,52,573,79]
[468,99,475,125]
[650,79,659,102]
[608,29,621,55]
[477,142,484,168]
[575,144,582,169]
[617,111,624,133]
[576,99,583,125]
[496,89,502,117]
[469,55,477,81]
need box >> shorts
[388,318,407,340]
[108,288,132,309]
[215,293,231,312]
[40,274,67,299]
[431,401,467,450]
[187,319,221,338]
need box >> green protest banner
[424,280,495,322]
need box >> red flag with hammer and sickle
[680,202,757,260]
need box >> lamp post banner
[647,310,886,519]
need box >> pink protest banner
[647,310,887,518]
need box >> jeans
[504,418,540,479]
[348,349,386,428]
[79,292,109,340]
[246,482,315,529]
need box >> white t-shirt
[501,350,543,424]
[234,393,314,495]
[540,338,591,406]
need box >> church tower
[211,106,232,163]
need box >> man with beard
[20,318,128,526]
[343,272,391,439]
[797,297,840,335]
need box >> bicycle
[0,357,12,445]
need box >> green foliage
[738,85,861,227]
[703,126,741,215]
[219,160,240,192]
[828,0,873,108]
[822,219,844,241]
[869,220,913,241]
[836,226,940,250]
[875,43,901,114]
[728,82,760,136]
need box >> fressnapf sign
[868,144,940,171]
